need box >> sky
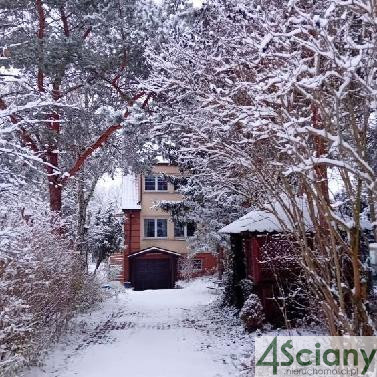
[92,169,123,212]
[189,0,203,7]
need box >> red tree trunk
[48,180,62,212]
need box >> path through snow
[22,278,252,377]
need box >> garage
[129,247,181,290]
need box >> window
[186,222,196,237]
[144,219,155,238]
[177,258,202,272]
[144,175,168,191]
[193,259,202,271]
[174,222,185,238]
[156,219,167,237]
[144,219,167,238]
[157,176,168,191]
[173,177,187,192]
[145,176,156,191]
[174,222,196,238]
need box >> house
[117,163,218,290]
[219,199,312,324]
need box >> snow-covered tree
[89,203,123,271]
[0,0,158,213]
[146,0,377,335]
[144,0,264,250]
[0,2,165,374]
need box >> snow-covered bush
[221,247,248,309]
[239,294,265,331]
[239,279,254,301]
[178,257,196,280]
[0,207,102,376]
[108,264,122,282]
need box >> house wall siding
[123,209,141,282]
[178,252,218,279]
[140,164,188,254]
[121,164,219,285]
[124,210,141,253]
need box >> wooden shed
[219,200,312,324]
[128,247,181,291]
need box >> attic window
[144,175,168,191]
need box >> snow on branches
[0,203,102,376]
[145,0,377,335]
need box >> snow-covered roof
[155,155,171,164]
[219,197,313,234]
[121,174,141,210]
[128,247,182,258]
[360,217,373,231]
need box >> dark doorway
[132,259,172,290]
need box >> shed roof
[121,174,141,210]
[128,247,182,258]
[219,197,313,234]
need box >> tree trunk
[368,189,377,242]
[77,177,87,267]
[48,182,62,213]
[77,171,101,270]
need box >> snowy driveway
[22,279,252,377]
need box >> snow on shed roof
[121,174,141,210]
[219,197,313,234]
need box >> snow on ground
[21,278,253,377]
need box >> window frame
[144,218,156,238]
[192,259,203,271]
[177,258,203,271]
[173,177,187,192]
[144,175,157,191]
[174,222,196,239]
[143,218,168,239]
[144,175,168,192]
[157,176,168,191]
[186,222,196,237]
[174,221,185,239]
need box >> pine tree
[0,0,158,212]
[89,204,123,271]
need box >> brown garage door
[132,259,172,290]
